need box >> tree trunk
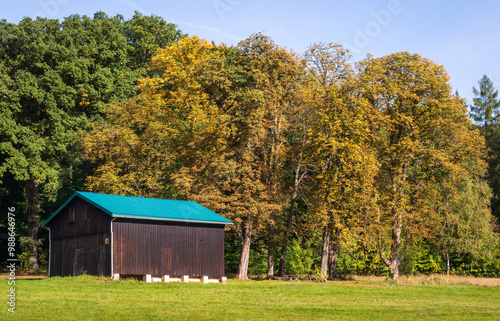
[328,232,340,279]
[25,179,40,272]
[266,213,276,278]
[378,236,402,281]
[237,220,252,280]
[390,261,399,281]
[446,252,451,276]
[320,225,330,277]
[377,195,413,281]
[278,196,296,277]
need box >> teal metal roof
[42,191,232,227]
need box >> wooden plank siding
[50,232,111,277]
[48,198,111,277]
[49,197,111,239]
[113,219,225,277]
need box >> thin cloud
[172,20,243,44]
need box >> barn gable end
[47,197,111,277]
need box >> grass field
[1,274,499,320]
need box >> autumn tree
[302,43,377,279]
[173,34,301,280]
[277,80,314,277]
[83,36,218,196]
[84,34,300,280]
[0,13,184,270]
[358,52,487,280]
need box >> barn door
[73,248,85,276]
[97,245,106,276]
[161,248,172,275]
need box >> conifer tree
[470,75,500,128]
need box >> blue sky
[4,0,500,103]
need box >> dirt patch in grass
[347,275,500,287]
[0,269,48,279]
[395,275,500,287]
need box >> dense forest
[1,12,498,281]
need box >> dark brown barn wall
[51,233,110,276]
[113,219,225,277]
[48,198,111,277]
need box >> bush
[248,248,268,276]
[285,238,314,277]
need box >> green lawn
[2,275,499,320]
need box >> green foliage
[224,232,242,274]
[470,75,500,127]
[248,248,269,276]
[124,11,187,74]
[438,177,498,272]
[399,251,415,276]
[313,267,328,282]
[414,254,442,275]
[451,252,500,277]
[335,251,387,277]
[18,236,44,270]
[0,12,185,197]
[482,124,500,221]
[285,238,314,277]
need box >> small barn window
[85,205,91,220]
[69,207,75,222]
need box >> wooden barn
[42,192,232,282]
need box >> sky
[3,0,500,103]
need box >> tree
[483,125,500,221]
[470,75,500,128]
[84,34,301,280]
[438,176,497,275]
[277,86,313,277]
[84,35,227,199]
[174,34,301,280]
[0,13,184,270]
[359,52,487,280]
[471,76,500,222]
[302,43,377,279]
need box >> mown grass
[1,274,499,320]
